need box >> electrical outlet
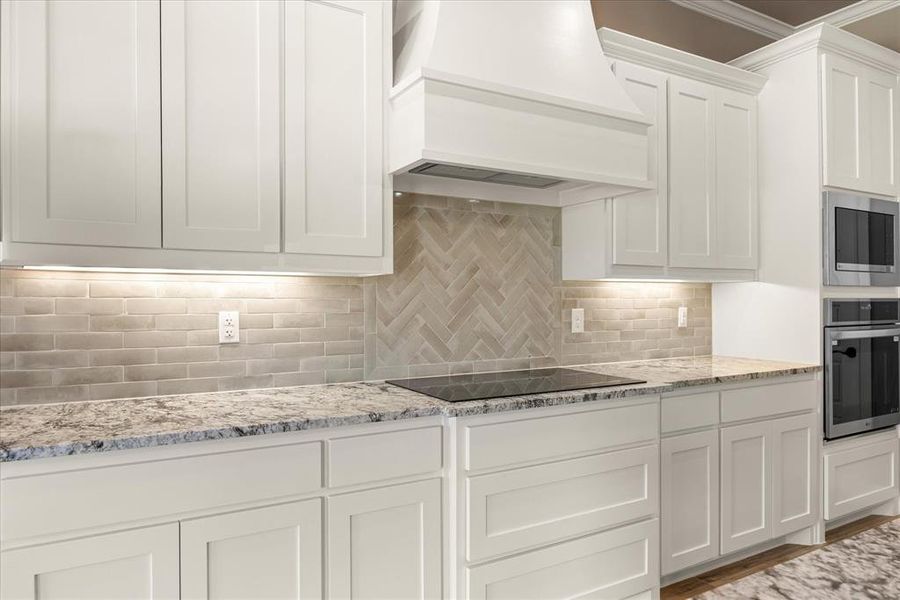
[678,306,688,328]
[218,311,240,344]
[571,308,585,333]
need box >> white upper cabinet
[715,89,758,270]
[161,0,281,252]
[669,77,717,269]
[2,0,162,248]
[283,0,386,257]
[612,62,668,267]
[822,53,899,197]
[562,30,764,281]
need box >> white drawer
[720,379,816,423]
[466,445,658,562]
[467,518,659,600]
[824,436,899,520]
[328,425,443,488]
[1,441,322,543]
[464,401,659,472]
[661,392,719,433]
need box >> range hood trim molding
[392,68,654,126]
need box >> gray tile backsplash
[0,194,710,405]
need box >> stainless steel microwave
[823,191,900,286]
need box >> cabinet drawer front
[465,402,659,472]
[328,426,443,488]
[824,437,899,520]
[467,445,658,562]
[662,392,719,433]
[1,442,322,543]
[720,379,816,423]
[467,519,659,600]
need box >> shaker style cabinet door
[180,500,323,600]
[668,77,717,269]
[720,420,770,555]
[822,53,899,197]
[860,66,899,197]
[715,89,758,270]
[0,524,179,600]
[661,429,720,575]
[1,0,162,248]
[283,0,386,257]
[771,413,816,537]
[612,62,668,267]
[328,479,442,600]
[161,0,281,252]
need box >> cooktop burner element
[386,367,646,402]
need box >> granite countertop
[0,356,818,462]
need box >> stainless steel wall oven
[824,299,900,440]
[823,191,900,287]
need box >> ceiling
[591,0,899,62]
[731,1,857,26]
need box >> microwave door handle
[829,328,900,341]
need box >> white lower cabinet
[720,412,817,555]
[0,523,179,600]
[328,479,443,600]
[466,519,659,600]
[661,429,719,575]
[824,433,899,520]
[180,499,323,600]
[720,420,771,554]
[771,413,816,536]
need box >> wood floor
[661,515,899,600]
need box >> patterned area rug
[692,519,900,599]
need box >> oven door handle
[828,327,900,341]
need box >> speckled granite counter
[0,356,818,462]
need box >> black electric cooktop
[386,368,646,402]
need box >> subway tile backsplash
[0,194,710,406]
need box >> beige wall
[0,195,711,406]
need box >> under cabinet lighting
[19,265,337,277]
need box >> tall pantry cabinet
[0,0,393,274]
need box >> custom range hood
[390,0,653,206]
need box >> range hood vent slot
[409,163,565,189]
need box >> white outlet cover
[571,308,585,333]
[218,311,240,344]
[678,306,688,328]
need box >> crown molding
[730,23,900,73]
[669,0,792,40]
[599,28,767,94]
[671,0,900,42]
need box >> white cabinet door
[661,429,719,575]
[715,89,758,270]
[822,53,899,197]
[720,420,770,554]
[2,0,161,248]
[283,0,386,257]
[181,500,322,600]
[669,77,717,268]
[612,62,668,267]
[862,67,899,197]
[771,413,816,537]
[161,0,281,252]
[824,436,899,520]
[0,523,179,600]
[328,479,442,600]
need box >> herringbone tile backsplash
[0,194,711,405]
